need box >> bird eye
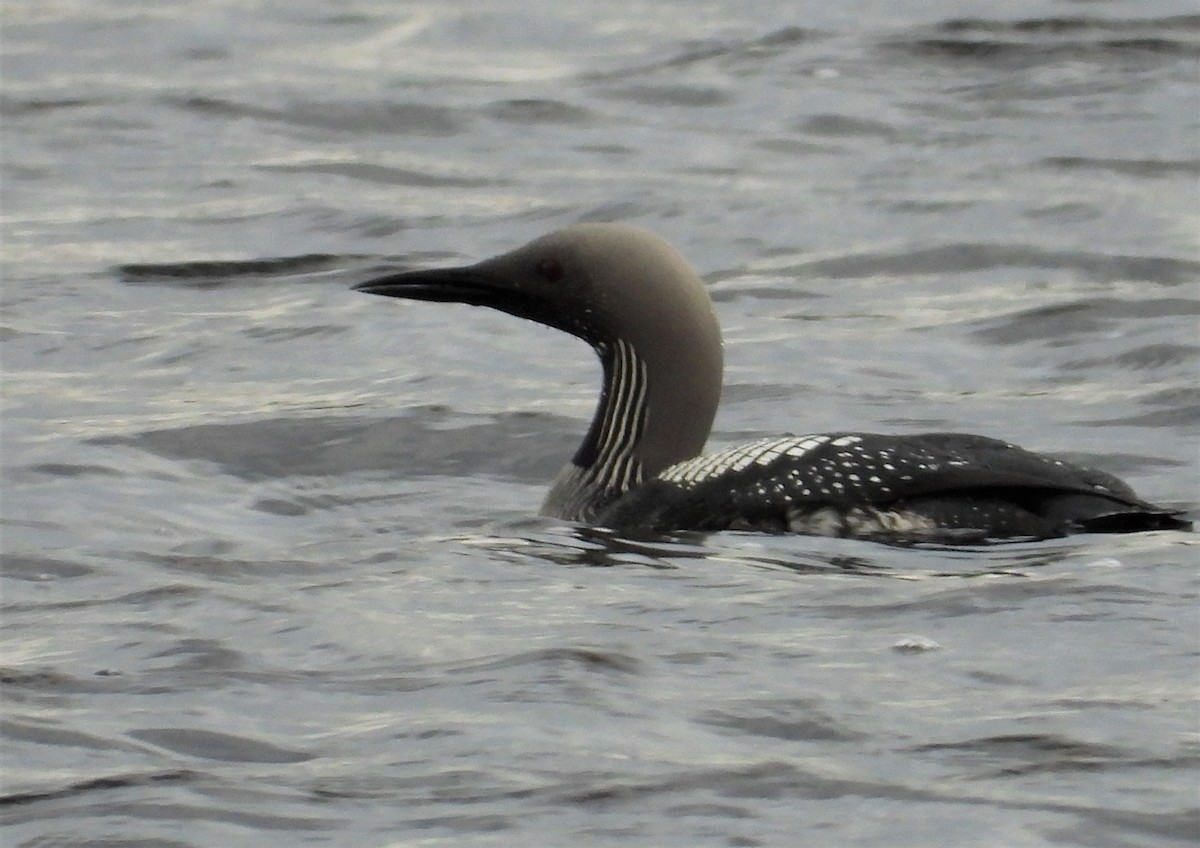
[537,258,565,282]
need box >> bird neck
[541,328,722,522]
[577,338,650,481]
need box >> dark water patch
[1022,202,1103,223]
[300,669,443,698]
[118,253,379,287]
[374,766,546,805]
[49,840,192,848]
[574,142,636,157]
[701,699,866,742]
[664,801,755,819]
[252,498,309,517]
[0,553,95,581]
[256,160,499,189]
[788,244,1200,285]
[487,98,592,124]
[1080,405,1200,430]
[660,28,815,69]
[710,280,824,302]
[241,324,347,342]
[559,761,798,806]
[970,298,1200,346]
[0,96,105,117]
[1043,156,1200,178]
[26,461,124,478]
[0,667,172,701]
[90,409,574,482]
[1,668,94,692]
[577,199,660,223]
[913,733,1138,777]
[1061,343,1200,372]
[315,12,380,26]
[587,26,821,81]
[935,16,1200,35]
[744,26,821,52]
[166,95,463,136]
[339,213,410,239]
[5,799,342,832]
[555,760,974,808]
[249,489,410,518]
[181,46,228,62]
[1,718,130,751]
[136,553,323,584]
[0,769,196,808]
[116,252,434,289]
[754,136,843,156]
[597,84,732,108]
[1131,386,1200,410]
[443,647,642,677]
[405,812,513,833]
[149,638,245,674]
[889,15,1200,65]
[3,584,203,615]
[892,634,942,653]
[129,728,313,764]
[1049,807,1200,846]
[797,114,898,139]
[550,757,1198,840]
[888,198,978,215]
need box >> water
[3,1,1198,845]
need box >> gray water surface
[3,2,1198,846]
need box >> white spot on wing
[657,434,831,484]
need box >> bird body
[354,224,1189,542]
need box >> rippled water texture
[3,2,1198,846]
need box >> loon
[354,224,1190,542]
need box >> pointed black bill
[353,266,521,310]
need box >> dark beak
[354,266,519,311]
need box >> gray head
[355,224,725,515]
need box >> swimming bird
[354,224,1190,542]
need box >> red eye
[538,258,564,282]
